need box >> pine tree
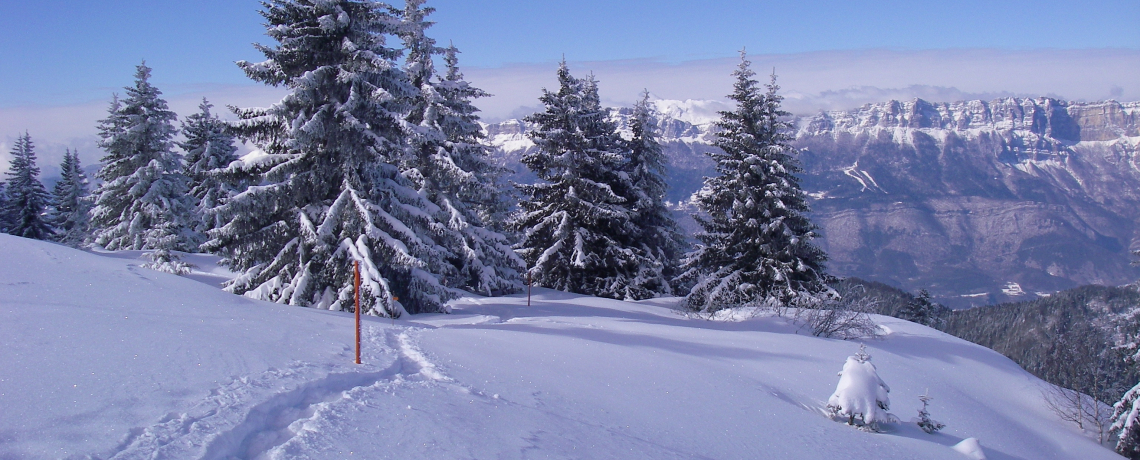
[897,289,941,327]
[206,0,464,316]
[437,45,515,228]
[1113,382,1140,459]
[827,344,892,431]
[397,0,439,127]
[395,2,523,296]
[48,148,91,246]
[3,132,52,240]
[624,92,685,297]
[916,390,945,434]
[89,63,195,272]
[179,98,241,238]
[679,52,830,313]
[512,64,651,299]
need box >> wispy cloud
[465,48,1140,120]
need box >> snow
[649,99,730,127]
[497,136,534,153]
[841,160,887,193]
[229,148,280,171]
[828,347,892,425]
[953,437,988,459]
[1002,282,1026,297]
[0,233,1123,459]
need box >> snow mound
[953,437,987,459]
[0,234,1121,459]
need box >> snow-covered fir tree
[48,148,91,246]
[916,390,945,434]
[827,344,892,431]
[623,92,685,297]
[679,52,830,313]
[512,63,652,300]
[3,132,52,240]
[437,45,515,228]
[396,0,438,127]
[395,1,523,296]
[206,0,470,316]
[179,98,241,238]
[897,289,941,327]
[1114,381,1140,459]
[89,63,196,272]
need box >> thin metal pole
[527,271,531,307]
[354,260,361,365]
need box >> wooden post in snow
[354,260,361,365]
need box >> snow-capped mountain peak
[648,98,730,127]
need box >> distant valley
[485,97,1140,308]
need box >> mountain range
[484,97,1140,308]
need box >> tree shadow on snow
[450,321,820,363]
[884,421,1028,460]
[875,331,1029,376]
[447,288,808,336]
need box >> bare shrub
[799,289,882,339]
[1040,322,1125,445]
[1043,384,1114,445]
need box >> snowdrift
[0,234,1121,459]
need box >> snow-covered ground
[0,233,1121,459]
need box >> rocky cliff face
[485,98,1140,308]
[797,98,1140,307]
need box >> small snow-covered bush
[916,391,945,434]
[142,249,192,276]
[827,344,893,431]
[952,438,987,460]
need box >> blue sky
[1,0,1137,106]
[1,0,1139,173]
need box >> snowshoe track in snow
[199,367,399,460]
[107,326,449,460]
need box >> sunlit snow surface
[0,234,1119,459]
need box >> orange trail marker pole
[354,260,361,365]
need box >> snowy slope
[0,234,1122,459]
